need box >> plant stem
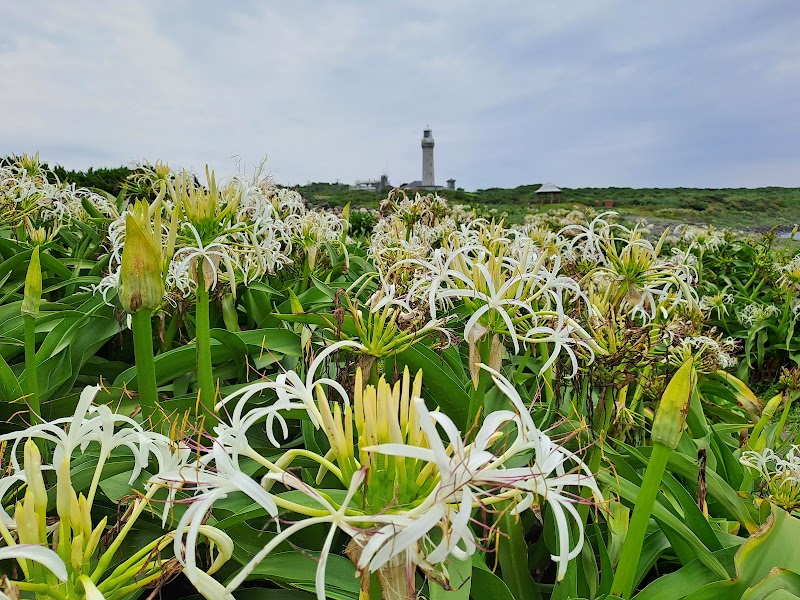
[467,337,492,431]
[609,442,672,599]
[195,267,217,424]
[130,310,158,415]
[24,314,40,423]
[91,488,159,583]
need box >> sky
[1,1,799,190]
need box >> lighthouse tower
[421,128,435,187]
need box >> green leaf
[211,328,250,378]
[598,471,730,581]
[0,353,23,405]
[114,328,300,387]
[228,550,360,600]
[232,590,315,600]
[633,546,739,600]
[621,445,758,533]
[470,564,516,600]
[393,343,470,429]
[634,530,671,591]
[733,505,800,590]
[741,569,800,600]
[497,512,542,600]
[430,555,471,600]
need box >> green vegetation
[5,156,796,230]
[297,181,800,230]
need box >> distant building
[535,182,562,204]
[401,180,423,188]
[422,128,435,187]
[351,174,391,192]
[400,128,455,191]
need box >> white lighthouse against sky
[421,127,435,187]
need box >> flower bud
[21,245,42,317]
[56,457,76,524]
[652,358,697,449]
[71,532,85,572]
[15,492,41,545]
[118,202,164,314]
[23,440,48,522]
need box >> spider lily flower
[170,222,241,294]
[183,368,437,599]
[126,159,174,198]
[345,293,455,364]
[558,211,620,266]
[284,208,346,271]
[0,154,114,227]
[584,229,698,322]
[413,243,587,377]
[216,339,364,446]
[699,291,734,318]
[0,388,228,600]
[170,349,599,599]
[222,470,370,600]
[669,334,739,372]
[163,167,250,296]
[777,255,800,292]
[171,166,240,231]
[2,387,145,498]
[741,446,800,510]
[360,385,601,582]
[739,302,780,327]
[23,217,61,246]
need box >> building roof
[535,182,562,193]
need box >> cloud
[0,1,798,188]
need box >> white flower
[0,544,68,582]
[224,470,368,600]
[216,340,364,446]
[739,303,780,327]
[363,376,600,581]
[170,223,241,294]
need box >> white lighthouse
[421,128,435,187]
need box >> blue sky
[1,1,798,189]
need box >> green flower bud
[118,202,165,314]
[56,457,75,524]
[23,440,48,514]
[21,245,42,317]
[652,358,697,449]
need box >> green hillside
[299,182,800,230]
[8,159,798,231]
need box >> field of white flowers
[1,153,799,600]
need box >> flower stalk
[195,264,217,424]
[610,357,696,599]
[118,201,168,416]
[22,245,42,421]
[130,310,159,414]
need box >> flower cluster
[156,343,601,599]
[671,224,727,252]
[739,303,781,327]
[92,162,347,307]
[0,386,230,600]
[741,446,800,511]
[0,153,114,229]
